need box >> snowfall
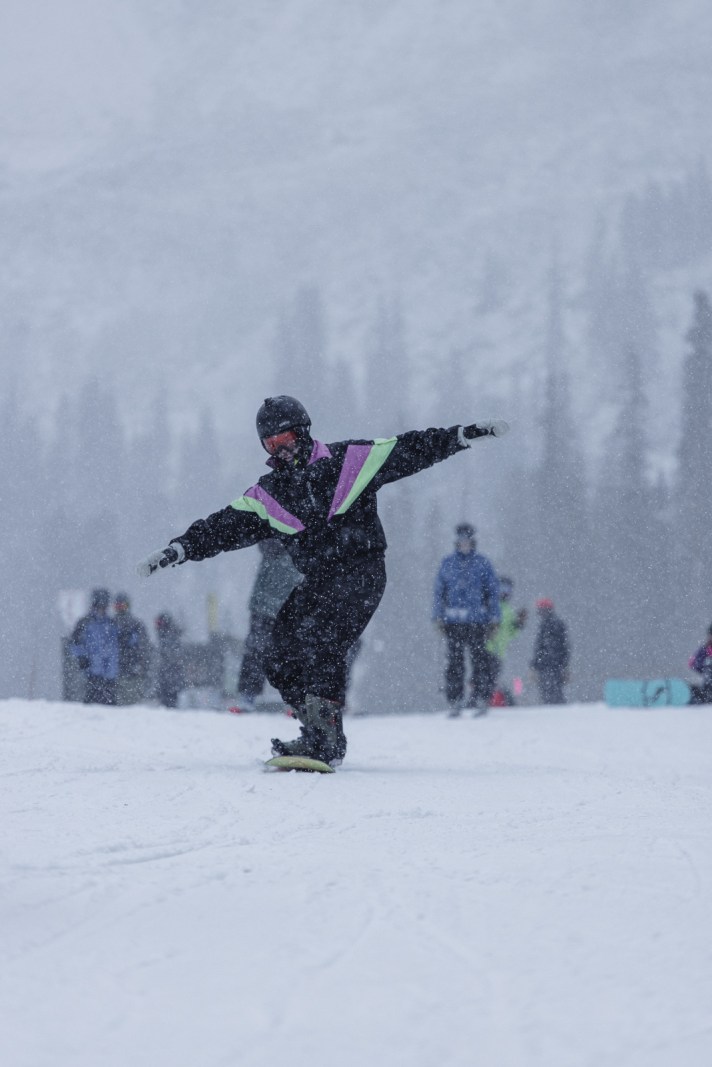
[1,698,711,1067]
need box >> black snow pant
[237,613,275,700]
[266,554,386,710]
[535,669,566,705]
[84,676,117,706]
[444,623,493,706]
[689,681,712,705]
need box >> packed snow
[2,698,711,1067]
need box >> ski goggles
[262,429,299,456]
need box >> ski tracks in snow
[2,700,712,1067]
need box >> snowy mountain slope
[4,1,712,441]
[2,698,711,1067]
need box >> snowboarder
[432,523,501,715]
[137,396,509,764]
[530,598,570,705]
[688,624,712,704]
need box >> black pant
[266,555,386,709]
[689,682,712,705]
[84,676,117,706]
[237,613,275,700]
[444,623,492,705]
[535,669,566,705]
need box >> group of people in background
[69,589,183,707]
[432,522,570,715]
[237,519,571,718]
[70,528,711,715]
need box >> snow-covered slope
[2,698,711,1067]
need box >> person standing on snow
[234,538,302,712]
[688,623,712,704]
[154,612,185,708]
[530,598,570,704]
[432,523,501,716]
[114,592,152,705]
[137,396,510,765]
[484,575,527,705]
[69,588,120,705]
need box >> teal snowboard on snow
[604,678,691,708]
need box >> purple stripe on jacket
[309,440,332,463]
[327,444,371,520]
[244,485,305,531]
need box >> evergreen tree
[0,396,52,696]
[593,347,673,676]
[532,262,592,696]
[676,290,712,621]
[358,296,436,712]
[273,286,328,417]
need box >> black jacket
[115,613,151,678]
[531,613,570,675]
[172,427,466,576]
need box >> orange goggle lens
[263,429,298,455]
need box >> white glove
[136,542,185,578]
[460,420,510,445]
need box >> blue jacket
[432,551,501,626]
[70,612,120,681]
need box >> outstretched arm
[371,420,510,491]
[137,502,269,577]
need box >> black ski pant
[689,682,712,705]
[535,669,566,705]
[443,623,493,706]
[266,554,386,710]
[237,613,275,700]
[84,676,117,706]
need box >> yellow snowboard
[265,755,335,774]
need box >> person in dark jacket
[530,598,570,705]
[114,592,152,705]
[432,523,501,715]
[70,588,120,705]
[235,539,302,711]
[688,624,712,704]
[154,612,184,708]
[137,395,510,764]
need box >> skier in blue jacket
[432,523,500,715]
[70,588,120,705]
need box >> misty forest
[1,4,712,709]
[3,174,712,707]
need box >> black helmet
[455,523,476,544]
[91,588,111,610]
[256,396,311,443]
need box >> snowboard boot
[270,694,347,766]
[270,722,324,758]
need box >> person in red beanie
[530,598,570,704]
